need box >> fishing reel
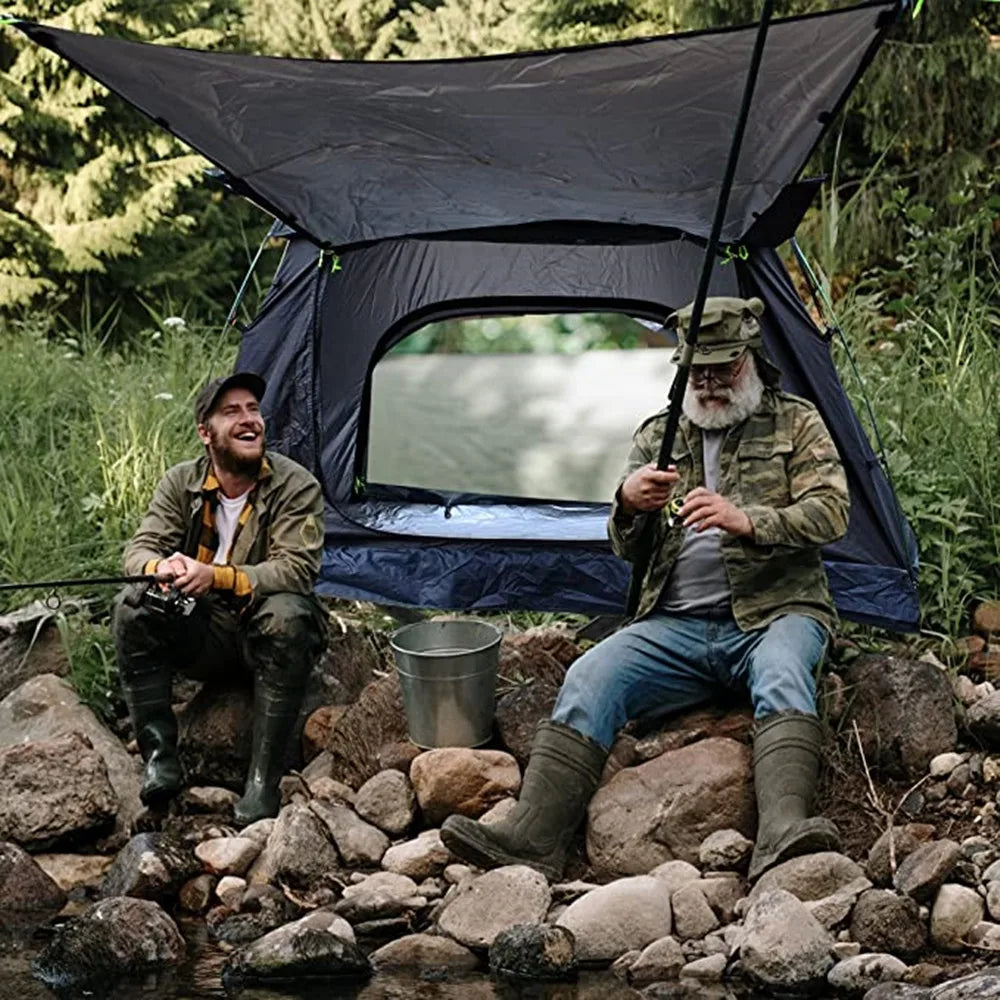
[141,585,197,617]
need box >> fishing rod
[625,0,775,617]
[0,573,181,612]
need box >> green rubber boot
[747,712,841,881]
[440,720,608,881]
[233,672,304,827]
[121,670,183,807]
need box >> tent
[11,1,920,630]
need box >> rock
[353,770,417,837]
[0,731,118,850]
[100,833,200,902]
[634,706,754,759]
[239,817,275,848]
[302,705,348,762]
[740,889,833,989]
[835,942,863,960]
[488,922,577,980]
[626,934,685,985]
[377,741,422,775]
[497,626,582,689]
[966,693,1000,747]
[178,874,216,913]
[868,825,937,886]
[409,749,521,826]
[309,776,356,805]
[370,933,478,972]
[851,889,927,957]
[381,829,451,880]
[494,681,560,767]
[954,675,979,707]
[177,680,255,789]
[312,616,388,708]
[828,954,908,995]
[973,602,1000,636]
[178,786,239,814]
[864,986,931,1000]
[208,888,297,946]
[671,882,719,941]
[309,799,389,866]
[33,853,112,895]
[436,866,550,950]
[681,952,727,981]
[221,909,369,987]
[946,764,971,796]
[586,737,754,876]
[0,674,142,842]
[805,876,873,929]
[195,836,261,876]
[0,841,67,912]
[930,753,965,778]
[750,851,866,903]
[845,655,957,778]
[216,875,246,909]
[32,896,184,989]
[444,863,473,884]
[650,859,702,893]
[967,921,1000,950]
[246,803,339,889]
[478,797,517,825]
[987,882,1000,921]
[930,968,1000,998]
[698,829,752,870]
[698,874,746,924]
[324,673,410,788]
[556,875,673,963]
[893,840,962,902]
[929,884,984,952]
[0,603,72,703]
[336,872,426,922]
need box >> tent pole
[625,0,776,617]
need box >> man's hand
[158,553,214,596]
[620,463,679,514]
[680,487,755,537]
[154,554,187,589]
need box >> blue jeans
[551,612,827,749]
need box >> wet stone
[100,832,200,902]
[488,922,577,981]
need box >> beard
[682,360,765,430]
[207,426,266,478]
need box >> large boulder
[32,896,184,989]
[323,673,410,788]
[0,732,117,850]
[0,602,71,702]
[844,655,957,779]
[586,737,754,876]
[177,680,254,789]
[0,674,142,841]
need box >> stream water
[0,918,758,1000]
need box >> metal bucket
[390,619,502,749]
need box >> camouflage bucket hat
[668,296,765,366]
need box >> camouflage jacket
[123,451,324,597]
[609,388,850,632]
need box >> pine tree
[0,0,264,325]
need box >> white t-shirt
[213,489,251,565]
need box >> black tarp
[11,2,920,628]
[14,3,897,248]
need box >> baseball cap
[194,371,266,425]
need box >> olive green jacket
[609,389,850,632]
[123,451,324,596]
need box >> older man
[442,296,850,881]
[112,372,327,825]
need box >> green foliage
[0,0,269,328]
[833,192,1000,637]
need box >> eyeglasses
[690,352,748,388]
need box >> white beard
[683,361,765,430]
